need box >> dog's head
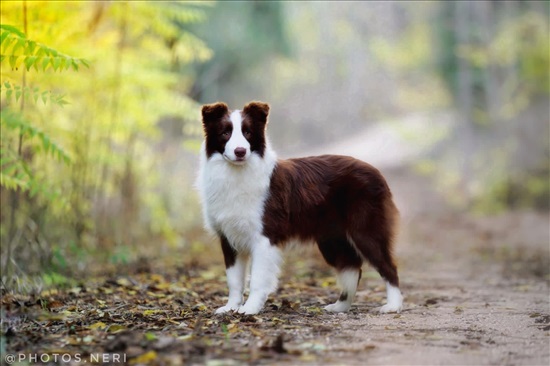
[201,101,270,165]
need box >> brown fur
[263,155,400,286]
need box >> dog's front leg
[238,236,282,315]
[216,236,248,314]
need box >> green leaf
[24,55,37,71]
[11,37,25,55]
[52,56,61,71]
[0,24,26,38]
[33,56,42,71]
[59,57,67,71]
[42,57,50,71]
[9,55,18,69]
[25,40,36,54]
[0,31,10,45]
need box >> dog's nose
[234,147,246,158]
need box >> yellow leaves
[107,324,127,333]
[115,277,132,287]
[143,309,165,317]
[225,322,239,334]
[130,350,157,365]
[37,312,66,321]
[305,306,323,315]
[89,321,107,330]
[249,327,264,337]
[193,303,207,312]
[96,299,107,308]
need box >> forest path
[282,115,550,365]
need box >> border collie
[197,101,403,315]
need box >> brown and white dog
[197,101,403,315]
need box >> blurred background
[1,1,548,290]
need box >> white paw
[215,304,240,314]
[237,303,262,315]
[324,301,351,313]
[379,302,402,314]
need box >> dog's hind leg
[348,199,403,313]
[325,268,362,312]
[317,237,363,313]
[348,229,403,313]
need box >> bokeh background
[1,1,548,290]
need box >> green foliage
[1,1,212,290]
[41,271,74,288]
[1,81,68,106]
[435,3,549,113]
[0,24,75,205]
[1,110,70,164]
[0,24,89,72]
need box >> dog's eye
[243,130,251,139]
[221,131,231,138]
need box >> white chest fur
[197,145,277,251]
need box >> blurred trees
[433,1,549,211]
[187,1,290,105]
[1,1,211,289]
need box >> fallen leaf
[144,332,157,341]
[130,350,157,365]
[107,324,127,333]
[89,321,107,330]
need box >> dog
[196,101,403,315]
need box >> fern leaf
[0,24,90,73]
[1,81,68,107]
[0,24,26,38]
[1,109,71,164]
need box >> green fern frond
[1,81,68,106]
[0,24,90,72]
[0,145,32,191]
[1,110,71,164]
[0,148,65,202]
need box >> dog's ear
[202,102,229,125]
[243,101,270,124]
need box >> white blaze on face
[224,110,250,163]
